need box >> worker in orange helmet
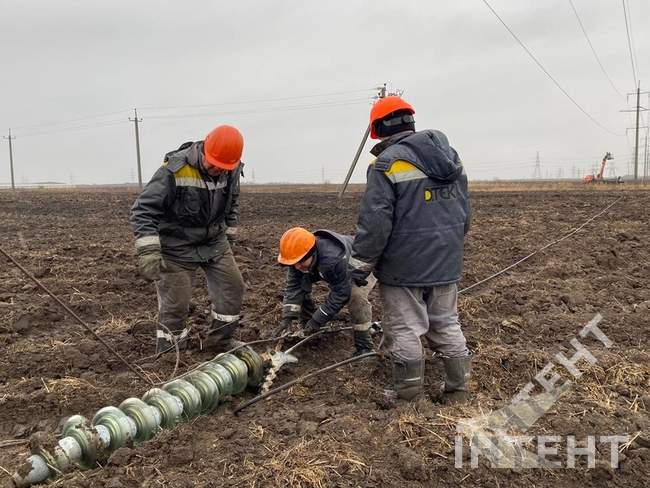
[278,227,376,356]
[130,125,245,354]
[350,96,472,404]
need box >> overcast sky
[1,0,648,185]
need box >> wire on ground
[0,246,154,385]
[233,351,379,415]
[459,196,622,294]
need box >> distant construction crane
[583,152,622,184]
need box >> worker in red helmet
[350,96,472,404]
[130,125,245,354]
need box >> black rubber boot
[155,328,188,355]
[352,329,374,357]
[440,354,472,404]
[203,320,242,352]
[391,353,425,401]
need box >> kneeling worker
[277,227,375,356]
[130,125,245,354]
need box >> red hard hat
[203,125,244,170]
[369,96,415,139]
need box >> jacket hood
[185,142,204,170]
[374,130,462,183]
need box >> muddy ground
[0,187,648,487]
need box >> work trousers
[348,274,377,331]
[155,235,244,336]
[379,282,468,360]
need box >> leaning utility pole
[621,82,649,181]
[3,129,15,190]
[129,109,143,188]
[338,83,388,198]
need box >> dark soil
[0,187,648,487]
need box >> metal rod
[233,351,378,415]
[0,246,153,385]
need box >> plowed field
[1,187,649,487]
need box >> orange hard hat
[369,96,415,139]
[278,227,316,265]
[203,125,244,170]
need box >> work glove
[353,276,368,287]
[350,268,370,287]
[138,251,164,282]
[303,318,321,336]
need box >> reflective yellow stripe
[384,160,416,175]
[175,176,207,189]
[171,164,224,190]
[384,159,427,184]
[174,165,201,179]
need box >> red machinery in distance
[583,152,622,184]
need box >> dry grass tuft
[578,356,650,413]
[46,376,97,394]
[239,437,368,488]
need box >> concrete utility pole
[338,83,388,198]
[129,109,143,188]
[621,82,649,181]
[643,134,650,181]
[3,129,15,190]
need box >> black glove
[350,268,370,287]
[353,277,368,287]
[138,251,163,282]
[303,318,321,335]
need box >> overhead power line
[481,0,623,136]
[15,119,129,138]
[5,87,376,133]
[138,87,376,111]
[145,97,373,121]
[622,0,638,88]
[568,0,623,98]
[11,109,131,131]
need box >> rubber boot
[441,354,472,404]
[203,319,243,352]
[390,353,425,401]
[352,328,374,357]
[155,328,189,355]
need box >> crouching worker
[277,227,375,357]
[129,125,245,354]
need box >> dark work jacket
[129,141,242,262]
[351,130,471,286]
[282,230,353,326]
